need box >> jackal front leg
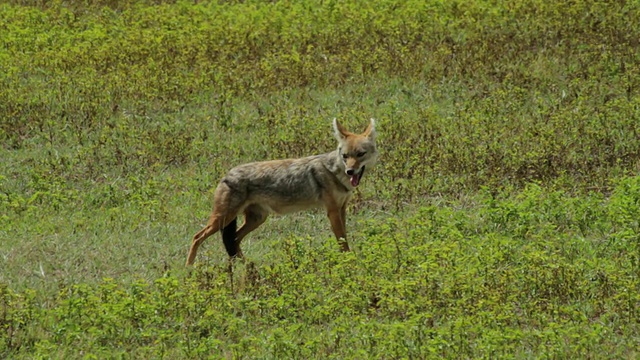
[325,195,350,252]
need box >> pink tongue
[350,174,360,187]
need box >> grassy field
[1,0,640,358]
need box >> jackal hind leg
[186,181,244,265]
[232,204,269,258]
[186,215,228,265]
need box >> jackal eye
[342,153,348,159]
[356,151,366,157]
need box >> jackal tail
[222,217,238,257]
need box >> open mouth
[349,166,365,187]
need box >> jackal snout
[344,160,366,187]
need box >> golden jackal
[186,118,377,265]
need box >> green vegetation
[1,0,639,358]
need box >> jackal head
[333,118,378,187]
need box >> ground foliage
[1,0,640,358]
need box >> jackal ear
[362,118,376,140]
[333,118,350,140]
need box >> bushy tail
[222,217,238,257]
